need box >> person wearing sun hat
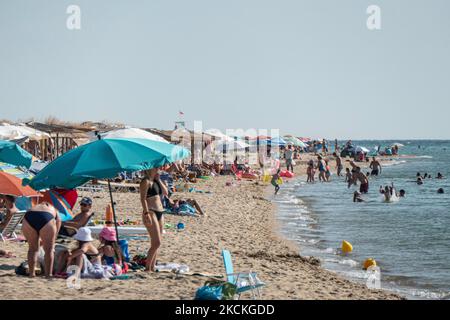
[67,227,101,272]
[98,226,123,266]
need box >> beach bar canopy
[93,127,170,143]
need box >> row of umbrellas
[1,134,191,241]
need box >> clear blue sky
[1,0,449,139]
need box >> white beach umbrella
[204,128,234,141]
[96,127,169,143]
[0,124,50,141]
[212,139,249,150]
[355,146,370,153]
[391,143,405,148]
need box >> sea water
[274,140,450,299]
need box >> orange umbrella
[0,171,41,197]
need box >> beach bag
[194,280,237,300]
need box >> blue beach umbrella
[0,140,33,168]
[24,138,190,190]
[270,136,287,146]
[23,138,190,239]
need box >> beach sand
[0,154,403,299]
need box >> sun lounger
[1,210,25,242]
[221,249,265,300]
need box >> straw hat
[74,227,93,242]
[99,226,117,241]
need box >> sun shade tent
[0,124,50,141]
[355,146,370,153]
[95,127,170,143]
[23,138,191,239]
[0,140,33,168]
[283,136,307,148]
[212,139,249,151]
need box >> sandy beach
[0,154,403,300]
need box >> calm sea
[274,140,450,299]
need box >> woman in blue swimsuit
[22,202,61,277]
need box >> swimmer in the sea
[353,191,364,202]
[399,189,406,197]
[436,172,444,179]
[417,177,423,185]
[437,188,444,194]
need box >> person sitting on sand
[369,157,382,176]
[271,169,281,195]
[22,202,61,277]
[65,227,105,278]
[0,195,19,232]
[59,197,94,237]
[353,191,364,202]
[333,153,343,176]
[306,160,315,183]
[436,172,444,179]
[98,226,123,266]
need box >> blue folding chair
[221,249,265,300]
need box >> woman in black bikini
[21,202,61,277]
[140,168,168,271]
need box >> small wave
[340,259,359,267]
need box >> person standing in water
[369,157,382,176]
[349,166,369,194]
[333,152,343,176]
[271,169,281,195]
[284,145,294,172]
[316,156,327,182]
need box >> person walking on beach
[271,169,281,195]
[369,157,382,176]
[140,168,168,272]
[333,152,343,176]
[284,145,294,172]
[22,202,61,277]
[316,156,327,182]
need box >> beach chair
[1,210,25,242]
[221,249,265,300]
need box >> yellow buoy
[363,258,377,270]
[341,240,353,254]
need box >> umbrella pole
[108,180,120,242]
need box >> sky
[1,0,449,139]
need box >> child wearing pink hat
[98,227,123,266]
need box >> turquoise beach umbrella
[24,138,190,190]
[23,138,190,240]
[0,140,33,168]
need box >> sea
[273,140,450,300]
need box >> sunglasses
[80,203,91,206]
